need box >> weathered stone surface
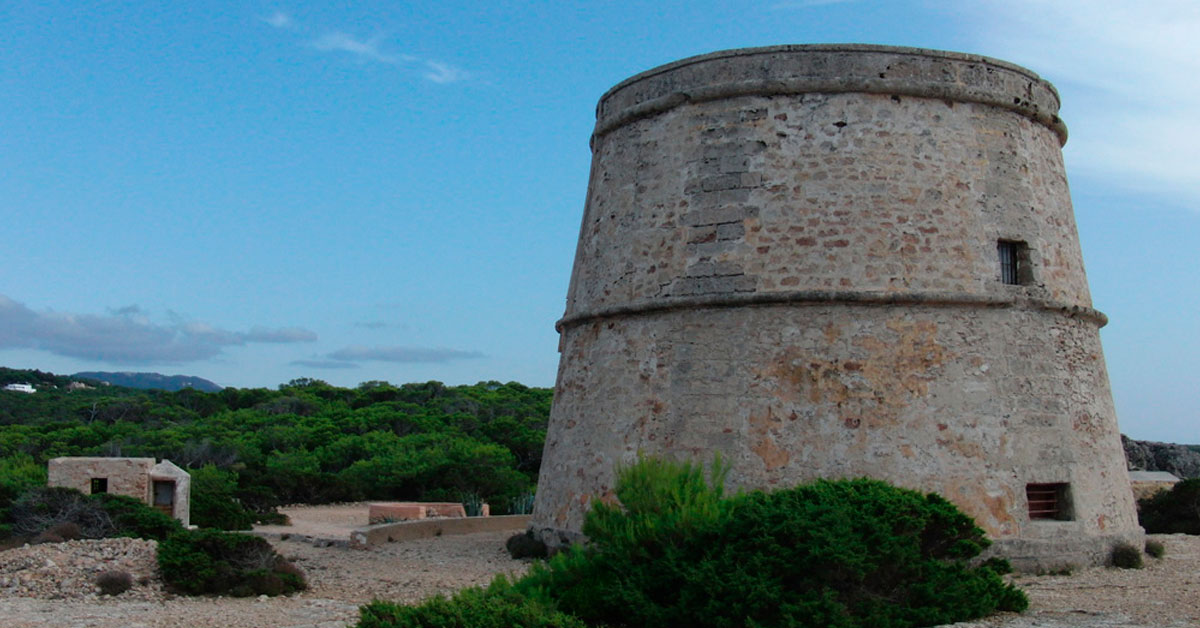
[533,45,1141,568]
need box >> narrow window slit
[998,240,1031,285]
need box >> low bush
[505,531,547,559]
[33,521,82,544]
[95,570,134,596]
[509,492,536,516]
[1145,539,1165,559]
[7,487,112,538]
[1110,542,1144,569]
[4,487,183,542]
[358,456,1027,628]
[157,529,306,596]
[93,494,183,540]
[521,458,1027,627]
[1138,479,1200,535]
[255,510,290,526]
[358,577,586,628]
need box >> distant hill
[73,371,223,392]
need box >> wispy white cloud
[963,0,1200,205]
[423,60,471,84]
[259,15,469,85]
[263,11,296,30]
[0,295,316,365]
[311,31,415,66]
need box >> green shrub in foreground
[1138,478,1200,535]
[358,577,586,628]
[157,529,305,596]
[520,459,1026,628]
[358,457,1027,628]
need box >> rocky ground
[1,504,1197,627]
[0,530,524,628]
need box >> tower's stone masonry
[532,45,1141,570]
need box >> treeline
[0,368,551,517]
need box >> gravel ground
[2,504,1198,628]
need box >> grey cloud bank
[0,295,316,365]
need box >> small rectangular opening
[153,480,175,506]
[1026,482,1071,520]
[90,478,108,494]
[997,240,1030,285]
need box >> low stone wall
[367,502,469,523]
[350,515,531,549]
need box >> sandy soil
[254,503,374,541]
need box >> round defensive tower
[533,45,1141,569]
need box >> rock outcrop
[1123,435,1200,479]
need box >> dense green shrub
[521,458,1026,628]
[189,464,256,530]
[0,454,46,512]
[1138,479,1200,534]
[358,577,586,628]
[0,371,551,516]
[93,493,184,540]
[157,529,305,596]
[1145,539,1165,559]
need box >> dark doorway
[153,480,175,517]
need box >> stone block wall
[48,457,155,502]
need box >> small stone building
[47,457,191,526]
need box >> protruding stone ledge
[556,290,1107,332]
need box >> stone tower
[533,45,1140,568]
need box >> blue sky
[2,1,1196,442]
